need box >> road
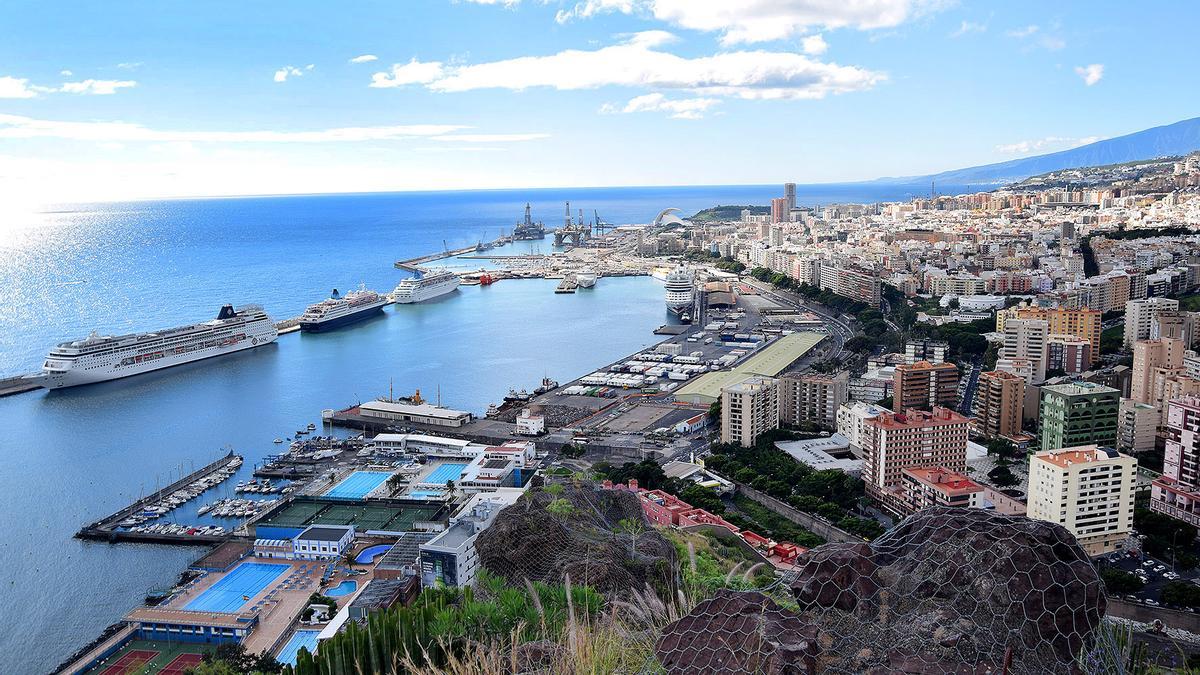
[741,278,857,362]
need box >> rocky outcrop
[655,507,1106,675]
[475,482,677,596]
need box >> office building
[1027,446,1136,556]
[972,370,1025,439]
[1117,399,1158,454]
[720,376,780,446]
[861,407,970,503]
[779,371,848,428]
[1039,382,1120,452]
[1152,397,1200,527]
[784,182,796,212]
[1125,298,1180,348]
[892,360,960,412]
[1001,318,1049,384]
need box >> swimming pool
[326,580,358,597]
[185,562,288,613]
[424,463,466,485]
[276,630,320,666]
[355,543,392,564]
[325,470,394,499]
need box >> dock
[555,277,578,294]
[394,244,477,272]
[76,451,242,546]
[0,374,42,397]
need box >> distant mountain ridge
[873,115,1200,187]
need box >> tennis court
[158,653,205,674]
[100,649,158,675]
[325,470,394,499]
[276,630,321,665]
[255,498,443,537]
[424,463,466,485]
[184,561,288,613]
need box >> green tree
[1161,581,1200,609]
[614,517,646,555]
[988,462,1019,488]
[1100,567,1145,594]
[546,498,574,520]
[680,484,725,514]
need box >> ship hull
[41,327,278,389]
[299,303,385,332]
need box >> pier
[76,452,242,546]
[0,374,41,397]
[394,243,479,271]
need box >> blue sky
[0,0,1197,204]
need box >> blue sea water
[0,183,974,672]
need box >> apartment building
[720,376,780,446]
[861,407,970,503]
[1027,445,1136,556]
[1039,382,1120,452]
[1151,397,1200,527]
[1125,297,1180,349]
[892,360,960,412]
[779,370,849,428]
[972,370,1025,439]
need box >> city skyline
[1,0,1197,206]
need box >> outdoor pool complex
[184,562,289,613]
[425,463,467,485]
[325,470,395,499]
[276,630,321,666]
[354,544,391,564]
[326,580,357,597]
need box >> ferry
[299,286,387,332]
[34,304,277,389]
[391,268,461,304]
[576,270,597,288]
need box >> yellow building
[997,305,1102,352]
[1026,445,1136,556]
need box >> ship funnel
[217,304,236,320]
[331,288,341,299]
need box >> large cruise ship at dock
[35,304,278,389]
[664,266,695,321]
[299,286,387,332]
[391,268,461,304]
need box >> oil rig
[553,201,592,247]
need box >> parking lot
[1100,548,1200,609]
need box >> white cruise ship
[36,305,278,389]
[665,266,695,317]
[299,286,387,332]
[576,270,597,288]
[391,268,461,304]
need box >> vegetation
[690,205,768,222]
[707,429,884,540]
[1100,324,1125,354]
[301,593,338,622]
[987,460,1019,488]
[678,484,725,514]
[665,528,776,601]
[1099,567,1144,594]
[198,643,282,674]
[591,460,686,494]
[1134,503,1199,571]
[1162,580,1200,609]
[558,443,585,459]
[286,571,604,675]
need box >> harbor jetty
[76,451,243,546]
[0,374,41,397]
[394,243,479,271]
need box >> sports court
[158,653,205,674]
[86,641,212,675]
[324,470,394,499]
[254,498,444,538]
[184,561,289,613]
[423,462,466,485]
[99,649,158,674]
[276,629,321,665]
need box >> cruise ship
[36,305,278,389]
[576,270,597,288]
[299,287,387,332]
[664,266,695,321]
[391,268,461,304]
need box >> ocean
[0,182,970,672]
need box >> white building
[359,400,473,428]
[515,408,545,436]
[1125,298,1179,349]
[370,433,482,457]
[836,401,889,449]
[1118,399,1158,454]
[419,489,523,587]
[1026,446,1136,556]
[293,525,356,561]
[1000,318,1049,384]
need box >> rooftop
[1040,381,1119,397]
[1034,445,1128,469]
[902,466,983,495]
[869,407,969,429]
[298,525,354,542]
[674,332,824,403]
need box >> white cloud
[1005,24,1064,50]
[350,54,378,64]
[950,20,986,37]
[60,69,73,76]
[116,62,143,70]
[380,31,883,101]
[604,93,721,119]
[370,59,446,87]
[59,79,138,95]
[553,0,943,45]
[431,133,550,142]
[1075,63,1104,86]
[995,135,1103,155]
[0,76,38,99]
[273,65,313,83]
[0,113,476,143]
[1005,24,1038,38]
[801,34,828,55]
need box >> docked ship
[665,266,695,322]
[512,203,546,240]
[36,304,278,389]
[391,268,461,304]
[575,270,597,288]
[299,286,387,332]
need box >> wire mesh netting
[655,506,1107,675]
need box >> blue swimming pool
[425,463,466,484]
[355,543,392,564]
[326,580,358,597]
[185,562,289,613]
[326,470,394,499]
[276,630,321,666]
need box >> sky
[0,0,1198,205]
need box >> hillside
[875,115,1200,187]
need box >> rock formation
[656,507,1106,674]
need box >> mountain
[874,115,1200,188]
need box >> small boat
[274,438,284,444]
[307,423,317,430]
